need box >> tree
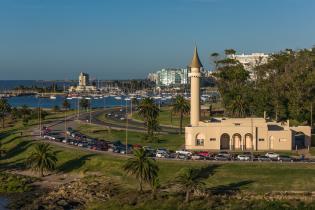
[210,52,220,70]
[62,99,70,110]
[150,176,160,199]
[230,95,248,117]
[10,107,20,122]
[20,105,31,120]
[224,48,236,55]
[172,95,190,134]
[138,98,160,136]
[26,143,58,177]
[175,168,205,203]
[0,99,11,128]
[123,148,159,192]
[80,98,90,110]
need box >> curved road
[78,108,179,134]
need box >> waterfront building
[227,53,269,80]
[185,48,311,151]
[69,72,96,93]
[79,72,89,86]
[148,68,188,86]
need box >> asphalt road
[78,108,179,134]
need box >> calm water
[7,95,129,109]
[0,80,76,91]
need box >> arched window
[196,133,205,146]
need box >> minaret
[189,47,203,126]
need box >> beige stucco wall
[185,118,311,151]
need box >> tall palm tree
[138,98,160,135]
[0,99,11,128]
[26,143,58,177]
[175,168,205,203]
[172,95,190,134]
[123,148,159,192]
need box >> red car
[196,151,210,158]
[133,144,142,149]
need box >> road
[78,108,179,134]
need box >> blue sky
[0,0,314,80]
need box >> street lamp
[125,97,131,155]
[38,98,42,137]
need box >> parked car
[214,154,229,161]
[218,151,230,158]
[265,152,279,159]
[175,149,192,156]
[156,151,169,158]
[237,155,251,161]
[191,154,205,160]
[257,155,271,162]
[277,155,293,162]
[197,151,210,158]
[177,153,189,160]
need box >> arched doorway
[233,134,242,150]
[269,136,274,150]
[294,132,305,149]
[244,134,253,150]
[220,133,230,150]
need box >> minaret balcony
[188,72,201,78]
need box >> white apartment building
[228,53,269,80]
[148,68,188,86]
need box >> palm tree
[62,99,70,110]
[0,99,11,128]
[26,143,58,177]
[172,95,190,134]
[175,168,205,203]
[230,95,247,117]
[123,148,159,192]
[79,98,89,111]
[138,98,160,135]
[150,176,160,199]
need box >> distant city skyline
[0,0,315,80]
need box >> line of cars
[42,127,312,163]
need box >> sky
[0,0,315,80]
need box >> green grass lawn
[2,130,315,193]
[76,123,185,150]
[132,106,190,128]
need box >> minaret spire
[189,47,202,126]
[190,47,203,68]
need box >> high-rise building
[147,68,188,86]
[79,72,89,86]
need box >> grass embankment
[132,106,190,128]
[1,131,315,193]
[76,123,184,150]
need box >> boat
[115,96,122,100]
[50,95,56,100]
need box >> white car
[237,155,251,161]
[265,152,279,159]
[175,150,192,156]
[156,151,169,158]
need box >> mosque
[185,48,311,151]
